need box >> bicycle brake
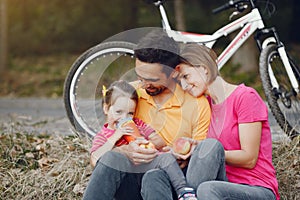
[230,4,248,20]
[229,11,240,20]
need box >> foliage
[7,0,142,55]
[4,0,300,56]
[220,62,264,97]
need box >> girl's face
[177,63,208,97]
[103,96,136,129]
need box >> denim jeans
[141,138,276,200]
[82,151,144,200]
[83,151,186,200]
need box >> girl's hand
[113,126,134,140]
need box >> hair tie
[102,85,107,97]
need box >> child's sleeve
[90,132,108,153]
[133,118,155,139]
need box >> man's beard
[145,86,166,96]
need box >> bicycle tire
[259,44,300,139]
[63,41,137,138]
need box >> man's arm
[174,96,211,168]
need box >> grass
[0,121,93,199]
[0,54,78,98]
[1,54,265,98]
[0,119,299,199]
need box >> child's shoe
[178,187,197,200]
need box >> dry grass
[272,136,300,200]
[0,121,93,200]
[0,120,299,200]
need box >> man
[83,29,210,200]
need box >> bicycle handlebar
[212,0,254,14]
[212,1,234,14]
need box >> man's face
[135,59,172,96]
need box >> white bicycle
[64,0,300,139]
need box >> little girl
[90,80,197,200]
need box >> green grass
[1,54,78,98]
[1,55,265,98]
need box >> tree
[0,0,8,72]
[231,37,259,72]
[174,0,186,31]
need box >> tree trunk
[290,0,300,43]
[174,0,186,31]
[0,0,8,72]
[231,37,259,72]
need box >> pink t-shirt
[90,118,155,153]
[207,84,280,200]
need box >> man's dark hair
[134,29,180,75]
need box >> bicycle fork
[256,28,299,95]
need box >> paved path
[0,98,288,141]
[0,98,74,136]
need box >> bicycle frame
[158,2,299,92]
[159,4,264,69]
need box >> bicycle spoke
[65,42,136,137]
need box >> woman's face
[177,63,208,97]
[103,96,136,129]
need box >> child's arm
[90,129,125,167]
[90,132,124,167]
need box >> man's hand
[115,138,158,165]
[148,132,167,150]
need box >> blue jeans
[141,138,276,200]
[82,152,143,200]
[83,151,185,200]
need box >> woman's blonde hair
[180,44,219,84]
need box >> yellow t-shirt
[134,84,211,146]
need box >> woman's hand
[171,137,199,168]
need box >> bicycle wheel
[259,44,300,139]
[64,41,137,138]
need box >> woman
[176,44,280,200]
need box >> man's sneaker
[178,187,197,200]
